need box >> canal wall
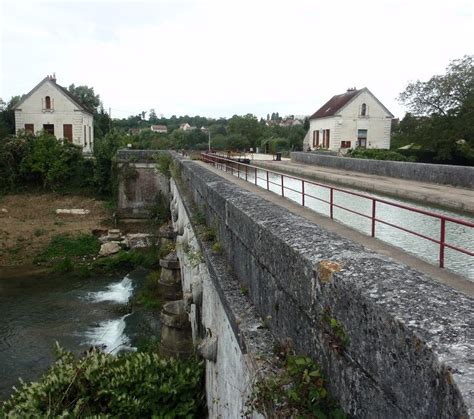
[116,150,169,218]
[170,174,274,418]
[172,153,474,418]
[291,152,474,189]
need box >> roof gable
[14,76,94,115]
[310,87,393,119]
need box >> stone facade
[305,88,392,151]
[14,75,94,153]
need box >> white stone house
[14,75,94,153]
[304,87,393,151]
[150,124,168,133]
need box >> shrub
[347,148,416,162]
[0,344,205,417]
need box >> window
[357,129,368,148]
[89,126,92,146]
[45,96,51,109]
[84,126,87,146]
[340,141,351,148]
[322,129,330,148]
[312,130,320,147]
[63,124,73,143]
[43,124,54,135]
[360,103,367,116]
[24,124,34,133]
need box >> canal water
[0,269,149,400]
[234,168,473,280]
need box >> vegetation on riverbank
[0,344,205,417]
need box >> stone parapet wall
[173,153,474,418]
[291,152,474,189]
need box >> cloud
[1,0,473,118]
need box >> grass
[35,233,100,264]
[34,233,161,277]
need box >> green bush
[92,247,160,274]
[0,344,205,417]
[347,148,416,162]
[133,270,162,309]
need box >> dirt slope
[0,194,112,267]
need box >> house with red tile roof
[13,75,94,153]
[304,87,393,152]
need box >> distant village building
[304,87,393,151]
[13,75,94,153]
[279,118,303,127]
[179,122,194,131]
[150,124,168,133]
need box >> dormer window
[360,103,367,116]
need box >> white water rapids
[82,275,135,354]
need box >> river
[0,268,150,400]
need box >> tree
[227,114,263,149]
[0,96,25,139]
[149,108,158,124]
[68,84,101,112]
[399,55,473,117]
[398,55,474,160]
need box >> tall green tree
[227,114,263,149]
[68,84,101,112]
[398,55,474,160]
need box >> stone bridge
[117,150,474,418]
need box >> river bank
[0,193,112,267]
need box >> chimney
[52,72,56,82]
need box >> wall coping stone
[291,152,474,189]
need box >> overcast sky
[0,0,472,120]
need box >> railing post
[255,167,257,185]
[302,180,305,207]
[330,188,334,219]
[439,218,446,268]
[266,171,269,190]
[371,200,376,237]
[281,175,284,197]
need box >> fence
[201,153,474,270]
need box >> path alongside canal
[196,161,474,297]
[253,159,474,215]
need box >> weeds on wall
[322,308,350,352]
[149,191,171,226]
[156,153,172,177]
[245,354,346,418]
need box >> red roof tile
[310,89,361,119]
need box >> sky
[0,0,473,120]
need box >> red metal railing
[201,152,474,269]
